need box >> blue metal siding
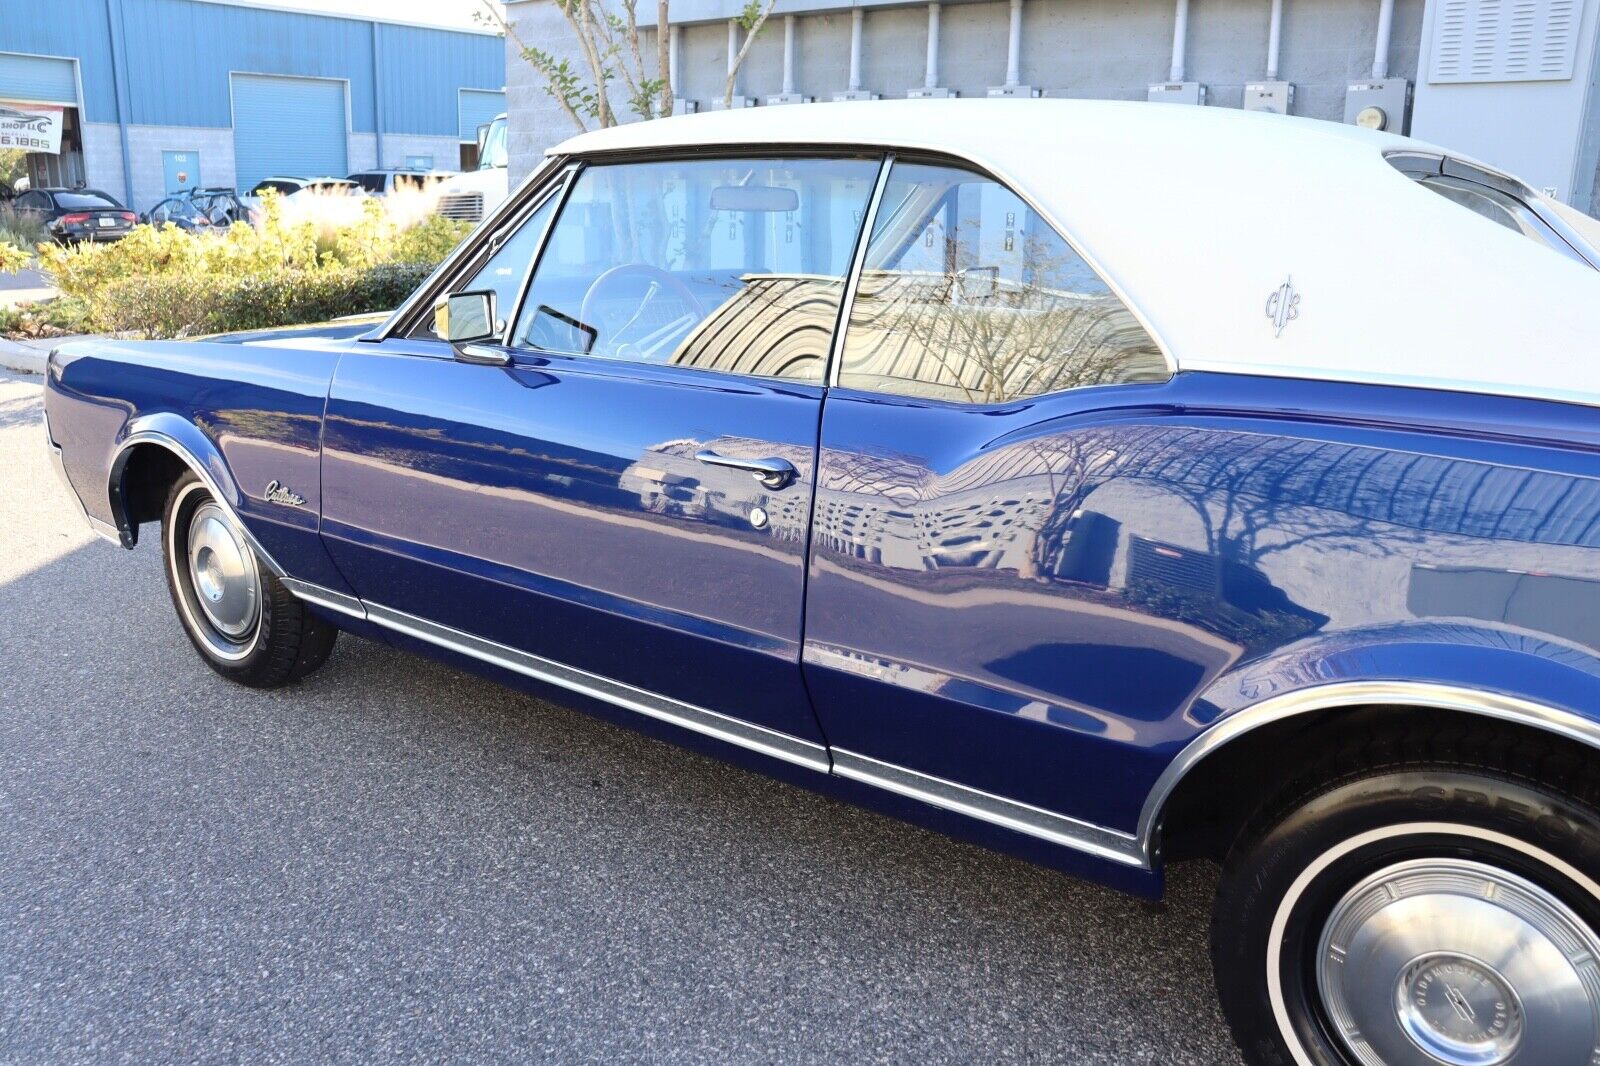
[458,89,506,142]
[231,73,347,193]
[0,0,504,134]
[0,52,78,104]
[0,0,118,121]
[377,23,504,136]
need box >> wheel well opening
[1157,703,1600,864]
[114,445,187,545]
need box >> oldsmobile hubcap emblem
[1397,954,1523,1064]
[1265,276,1300,336]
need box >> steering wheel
[577,263,704,361]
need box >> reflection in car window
[513,156,880,382]
[838,162,1167,403]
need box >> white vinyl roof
[552,99,1600,408]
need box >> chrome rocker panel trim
[362,599,832,774]
[1137,681,1600,865]
[270,588,1600,874]
[832,749,1144,867]
[280,579,1146,865]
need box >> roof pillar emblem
[1266,276,1301,337]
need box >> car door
[320,153,884,757]
[803,158,1220,840]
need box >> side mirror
[434,290,509,366]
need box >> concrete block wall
[123,125,236,213]
[507,0,1424,176]
[80,122,126,203]
[377,133,464,171]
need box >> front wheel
[162,472,336,687]
[1213,750,1600,1066]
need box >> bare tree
[479,0,779,130]
[477,0,664,131]
[723,0,779,109]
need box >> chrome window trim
[375,154,567,342]
[499,162,582,348]
[1386,148,1600,271]
[832,749,1144,867]
[1136,681,1600,865]
[825,154,895,389]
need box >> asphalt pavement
[0,367,1243,1064]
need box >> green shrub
[33,192,471,339]
[0,296,89,337]
[90,262,435,339]
[0,238,28,274]
[0,205,47,265]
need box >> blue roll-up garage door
[458,89,506,142]
[0,54,78,104]
[231,73,347,194]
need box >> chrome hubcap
[186,502,259,638]
[1318,858,1600,1066]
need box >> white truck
[435,114,509,223]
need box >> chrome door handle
[694,450,799,490]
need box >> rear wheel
[1212,741,1600,1066]
[162,472,336,687]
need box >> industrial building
[504,0,1600,215]
[1,0,505,211]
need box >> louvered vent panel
[1429,0,1583,82]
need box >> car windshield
[348,173,388,193]
[55,191,120,210]
[478,117,508,171]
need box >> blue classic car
[43,100,1600,1065]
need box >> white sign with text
[0,103,65,155]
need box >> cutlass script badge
[264,480,306,507]
[1265,276,1301,337]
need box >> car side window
[512,156,881,382]
[16,191,46,213]
[409,194,558,341]
[837,161,1168,403]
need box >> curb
[0,338,47,376]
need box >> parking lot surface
[0,369,1242,1064]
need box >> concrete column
[849,9,864,92]
[1169,0,1190,83]
[925,3,942,90]
[1266,0,1284,80]
[782,16,797,95]
[1372,0,1394,79]
[669,24,682,96]
[1005,0,1023,88]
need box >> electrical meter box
[987,85,1039,98]
[766,93,813,105]
[907,86,957,99]
[710,96,756,110]
[832,90,880,102]
[1148,82,1207,105]
[1243,82,1294,114]
[671,100,699,116]
[1344,79,1411,132]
